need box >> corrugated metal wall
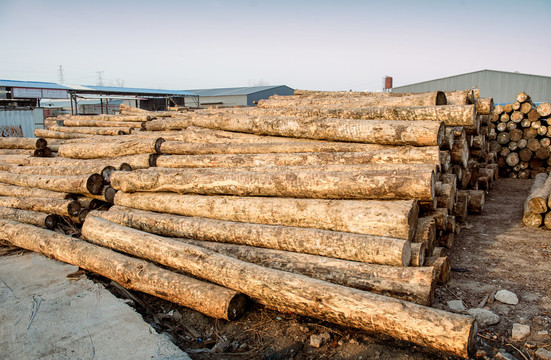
[0,109,44,137]
[199,95,248,107]
[392,70,551,104]
[247,86,294,106]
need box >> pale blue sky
[0,0,550,91]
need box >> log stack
[491,93,551,178]
[0,94,494,358]
[523,173,551,229]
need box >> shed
[185,85,294,107]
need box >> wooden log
[519,148,533,162]
[474,98,493,115]
[521,118,532,128]
[460,190,485,214]
[257,91,447,108]
[527,109,540,122]
[155,147,442,169]
[512,101,521,111]
[426,208,448,231]
[8,164,116,182]
[165,238,435,305]
[446,215,456,233]
[81,215,476,358]
[0,137,47,150]
[531,120,541,129]
[526,173,551,213]
[504,103,513,113]
[0,196,81,217]
[98,206,411,266]
[541,138,551,148]
[506,121,517,131]
[527,138,542,152]
[537,103,551,117]
[511,111,524,123]
[538,126,548,136]
[189,114,445,147]
[62,119,144,128]
[545,212,551,230]
[516,92,531,103]
[0,206,57,229]
[439,232,454,249]
[113,192,419,240]
[506,152,520,167]
[523,174,547,227]
[120,103,150,114]
[63,114,151,122]
[0,149,35,155]
[58,138,164,159]
[432,247,446,257]
[110,167,436,201]
[0,171,103,196]
[454,192,469,221]
[419,199,437,212]
[413,216,436,255]
[535,147,550,160]
[436,182,456,212]
[22,154,152,170]
[254,105,477,127]
[520,102,534,114]
[523,127,538,139]
[440,151,451,173]
[496,122,507,132]
[410,243,425,267]
[509,129,523,142]
[451,139,469,168]
[424,256,451,285]
[494,105,505,115]
[35,128,94,139]
[48,125,132,136]
[0,218,245,320]
[0,183,71,199]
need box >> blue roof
[83,85,196,96]
[184,85,292,97]
[0,79,71,90]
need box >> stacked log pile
[0,93,500,358]
[523,173,551,229]
[491,93,551,178]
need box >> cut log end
[227,293,248,320]
[104,186,117,204]
[101,166,117,184]
[36,138,48,150]
[154,138,166,154]
[119,163,133,171]
[86,174,104,195]
[68,201,82,217]
[44,214,57,230]
[436,91,447,106]
[149,154,159,167]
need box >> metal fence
[0,108,44,137]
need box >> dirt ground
[3,178,550,359]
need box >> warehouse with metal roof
[392,69,551,104]
[185,85,294,107]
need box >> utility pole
[96,71,104,86]
[57,65,64,84]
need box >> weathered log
[0,218,246,320]
[460,190,485,214]
[424,256,451,285]
[0,149,35,155]
[58,138,164,159]
[439,232,455,249]
[0,206,57,229]
[436,182,456,212]
[165,237,435,305]
[81,216,476,358]
[474,98,493,115]
[189,114,445,147]
[451,139,469,168]
[48,125,132,136]
[0,137,47,150]
[537,103,551,117]
[114,192,419,240]
[410,243,425,267]
[110,167,435,201]
[155,147,441,169]
[453,194,469,221]
[0,196,80,217]
[506,152,520,167]
[158,140,392,156]
[22,154,152,170]
[35,128,93,139]
[62,119,144,128]
[8,164,116,182]
[63,114,151,122]
[414,216,436,255]
[526,173,551,213]
[0,171,103,196]
[97,206,411,266]
[0,183,71,199]
[257,91,447,108]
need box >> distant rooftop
[184,85,290,97]
[80,85,197,97]
[0,79,71,90]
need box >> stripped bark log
[0,137,47,150]
[110,167,435,201]
[0,171,103,196]
[81,215,476,358]
[97,206,411,266]
[0,183,71,199]
[413,216,436,255]
[424,256,451,285]
[410,242,425,267]
[0,206,57,229]
[0,219,246,320]
[62,119,145,128]
[0,196,81,216]
[48,125,133,136]
[58,139,164,159]
[113,192,419,240]
[35,128,92,139]
[526,173,550,214]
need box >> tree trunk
[0,196,81,216]
[0,137,47,150]
[113,192,419,240]
[188,114,444,147]
[35,128,93,139]
[155,147,441,169]
[525,173,550,214]
[62,119,145,128]
[536,103,551,117]
[474,98,494,115]
[424,256,451,285]
[257,91,447,108]
[436,182,456,212]
[110,167,435,201]
[426,208,448,231]
[158,141,393,156]
[0,149,35,155]
[0,171,103,196]
[8,164,116,182]
[22,154,152,170]
[167,237,435,305]
[81,215,476,359]
[251,105,477,127]
[413,216,436,255]
[63,114,151,122]
[58,138,164,159]
[0,206,57,229]
[0,218,246,320]
[461,190,485,213]
[410,242,425,267]
[48,125,133,136]
[0,183,71,199]
[96,207,411,266]
[451,139,469,168]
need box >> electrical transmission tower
[96,71,104,86]
[58,65,64,84]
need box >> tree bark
[97,207,412,266]
[63,114,151,122]
[424,256,451,285]
[81,215,476,358]
[0,171,103,196]
[155,147,441,169]
[62,119,145,128]
[165,237,435,305]
[58,138,164,159]
[0,196,81,216]
[410,242,425,267]
[461,190,485,213]
[525,173,550,214]
[188,114,444,147]
[113,192,419,240]
[413,216,436,255]
[110,167,435,201]
[0,218,246,320]
[48,125,133,136]
[0,183,71,199]
[474,98,493,115]
[0,137,47,150]
[0,206,57,229]
[35,128,93,139]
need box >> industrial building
[186,85,294,107]
[392,69,551,104]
